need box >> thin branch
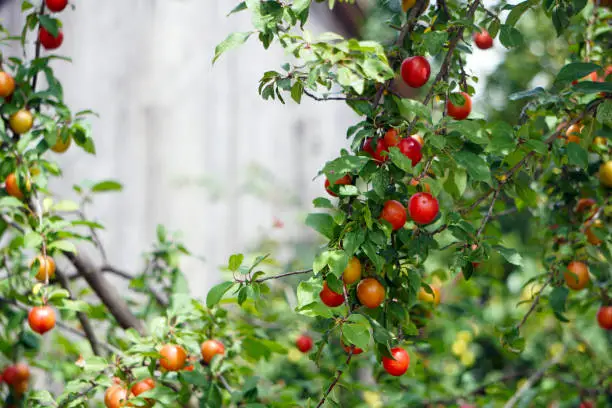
[65,252,147,335]
[55,268,103,356]
[316,349,354,408]
[396,0,430,46]
[218,374,234,393]
[476,188,500,237]
[303,88,370,102]
[234,268,313,284]
[516,276,552,331]
[30,1,46,100]
[503,346,566,408]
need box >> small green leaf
[566,143,588,168]
[206,281,235,308]
[212,31,254,63]
[555,62,601,84]
[305,213,336,239]
[48,240,77,253]
[91,180,123,193]
[228,254,244,271]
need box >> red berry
[400,56,431,88]
[295,335,313,353]
[319,282,345,307]
[28,305,56,334]
[398,138,422,166]
[473,28,493,49]
[384,129,401,147]
[382,347,410,376]
[324,175,352,197]
[408,192,439,225]
[579,402,593,408]
[380,200,407,231]
[363,138,388,163]
[45,0,68,12]
[446,92,472,120]
[39,27,64,50]
[597,306,612,330]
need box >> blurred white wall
[1,0,358,297]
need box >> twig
[503,346,566,408]
[55,268,102,356]
[303,89,370,102]
[316,349,354,408]
[476,188,499,237]
[218,374,234,393]
[396,0,429,46]
[516,276,552,331]
[234,268,313,284]
[30,1,46,100]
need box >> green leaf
[499,25,523,48]
[337,66,365,94]
[394,97,432,123]
[290,81,304,104]
[555,62,600,83]
[91,180,123,193]
[23,231,43,249]
[372,169,390,198]
[48,240,77,253]
[322,155,369,183]
[360,59,394,83]
[566,143,588,168]
[313,197,334,209]
[549,286,569,319]
[506,0,535,26]
[206,281,235,308]
[228,254,244,271]
[343,228,366,256]
[213,31,254,63]
[38,15,59,37]
[422,31,448,56]
[387,146,413,173]
[508,87,545,101]
[0,196,25,208]
[305,213,336,239]
[454,151,491,183]
[52,200,80,212]
[572,81,612,94]
[494,246,523,266]
[227,2,247,16]
[342,322,370,350]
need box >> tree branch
[234,268,313,284]
[54,268,102,356]
[65,252,147,335]
[503,346,566,408]
[316,349,354,408]
[516,276,552,332]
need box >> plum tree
[0,1,610,407]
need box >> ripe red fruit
[564,261,590,290]
[597,306,612,330]
[357,278,385,309]
[473,28,493,49]
[131,378,155,396]
[380,200,407,230]
[159,344,187,371]
[342,342,363,355]
[39,27,64,50]
[201,339,225,364]
[0,71,15,98]
[2,364,28,386]
[408,192,439,225]
[398,137,423,166]
[319,281,345,307]
[363,137,388,163]
[384,129,401,147]
[324,175,352,197]
[446,92,472,120]
[295,335,313,353]
[28,306,56,334]
[45,0,68,12]
[382,347,410,376]
[401,56,431,88]
[579,402,593,408]
[105,385,128,408]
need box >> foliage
[0,0,611,407]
